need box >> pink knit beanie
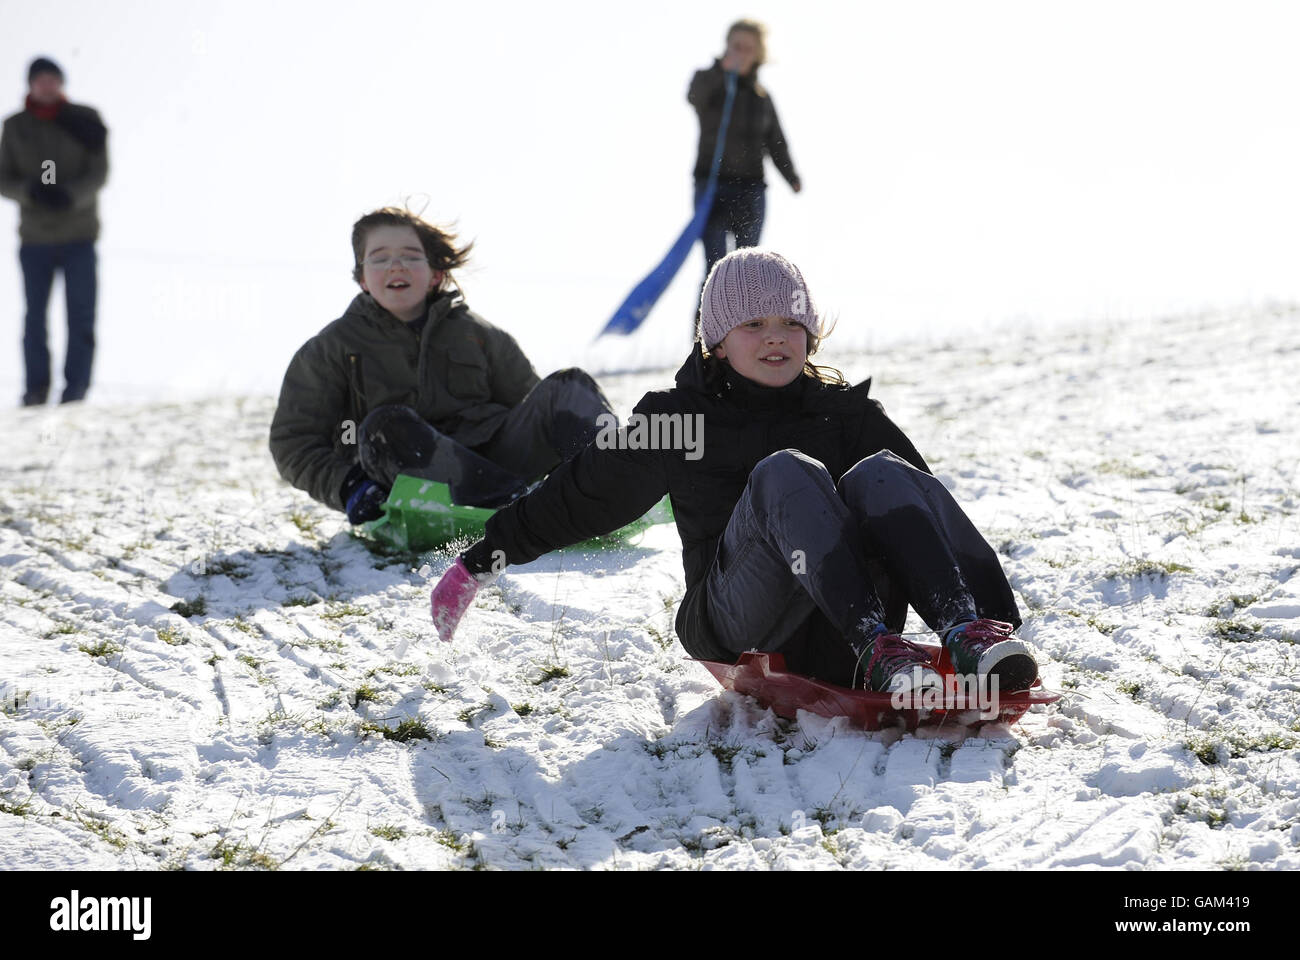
[698,248,820,349]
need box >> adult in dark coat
[0,57,109,406]
[688,20,801,330]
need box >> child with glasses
[270,206,614,524]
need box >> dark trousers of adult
[694,178,765,326]
[19,241,97,404]
[703,449,1022,687]
[357,368,614,507]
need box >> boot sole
[977,640,1039,692]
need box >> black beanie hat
[28,57,64,85]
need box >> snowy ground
[2,305,1298,870]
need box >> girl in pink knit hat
[431,248,1037,698]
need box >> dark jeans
[358,368,613,507]
[694,178,765,325]
[703,449,1022,686]
[19,241,97,403]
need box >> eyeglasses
[362,254,428,269]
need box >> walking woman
[689,20,802,326]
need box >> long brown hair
[350,207,473,290]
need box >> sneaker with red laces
[855,622,944,695]
[943,618,1038,692]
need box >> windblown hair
[726,18,768,73]
[350,207,473,288]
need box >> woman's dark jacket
[688,60,800,188]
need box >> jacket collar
[348,288,463,333]
[24,93,65,121]
[710,58,759,89]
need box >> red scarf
[25,93,66,121]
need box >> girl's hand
[430,558,485,642]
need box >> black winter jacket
[688,60,799,188]
[468,346,931,662]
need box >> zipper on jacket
[347,353,367,424]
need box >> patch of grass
[1097,459,1155,479]
[156,626,185,646]
[1103,558,1193,580]
[211,837,278,870]
[432,829,464,852]
[1187,728,1296,764]
[74,812,128,850]
[369,824,406,841]
[1211,619,1263,643]
[0,795,34,817]
[1117,679,1141,699]
[645,625,675,650]
[321,603,367,621]
[361,717,433,742]
[203,557,251,580]
[231,616,258,636]
[1185,735,1220,766]
[457,705,484,725]
[78,639,122,659]
[43,621,77,639]
[511,702,533,717]
[534,664,571,685]
[283,595,320,607]
[422,680,448,695]
[366,663,421,678]
[236,653,265,671]
[288,509,318,536]
[711,743,742,772]
[352,684,380,708]
[170,597,208,618]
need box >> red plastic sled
[694,645,1060,732]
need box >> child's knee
[749,449,833,500]
[841,449,911,489]
[539,367,599,394]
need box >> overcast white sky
[2,0,1298,399]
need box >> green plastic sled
[361,473,674,553]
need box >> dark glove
[26,179,72,210]
[340,464,389,524]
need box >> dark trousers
[694,178,765,325]
[19,241,97,403]
[703,449,1022,686]
[358,368,613,507]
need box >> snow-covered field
[2,305,1298,870]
